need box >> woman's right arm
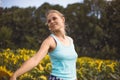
[10,37,52,80]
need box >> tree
[0,26,13,48]
[103,0,120,59]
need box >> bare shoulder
[43,35,56,52]
[45,35,54,42]
[42,35,55,46]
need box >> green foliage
[105,0,120,54]
[0,0,119,59]
[0,26,13,48]
[0,26,12,39]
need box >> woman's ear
[62,17,65,23]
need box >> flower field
[0,49,120,80]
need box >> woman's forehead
[47,13,59,18]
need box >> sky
[1,0,83,8]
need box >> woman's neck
[53,29,66,39]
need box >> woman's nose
[50,19,54,23]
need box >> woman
[10,10,78,80]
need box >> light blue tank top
[49,34,78,80]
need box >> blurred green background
[0,0,119,59]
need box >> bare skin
[10,11,72,80]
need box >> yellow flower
[38,64,44,71]
[107,62,117,72]
[45,63,52,73]
[6,48,10,51]
[0,66,12,79]
[39,75,47,80]
[19,73,34,80]
[97,61,103,72]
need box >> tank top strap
[67,37,72,44]
[50,34,60,45]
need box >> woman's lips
[50,23,57,27]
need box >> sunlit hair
[45,9,64,18]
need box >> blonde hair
[45,9,64,18]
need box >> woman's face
[47,13,65,32]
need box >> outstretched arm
[10,37,51,80]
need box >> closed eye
[47,17,57,24]
[52,17,57,20]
